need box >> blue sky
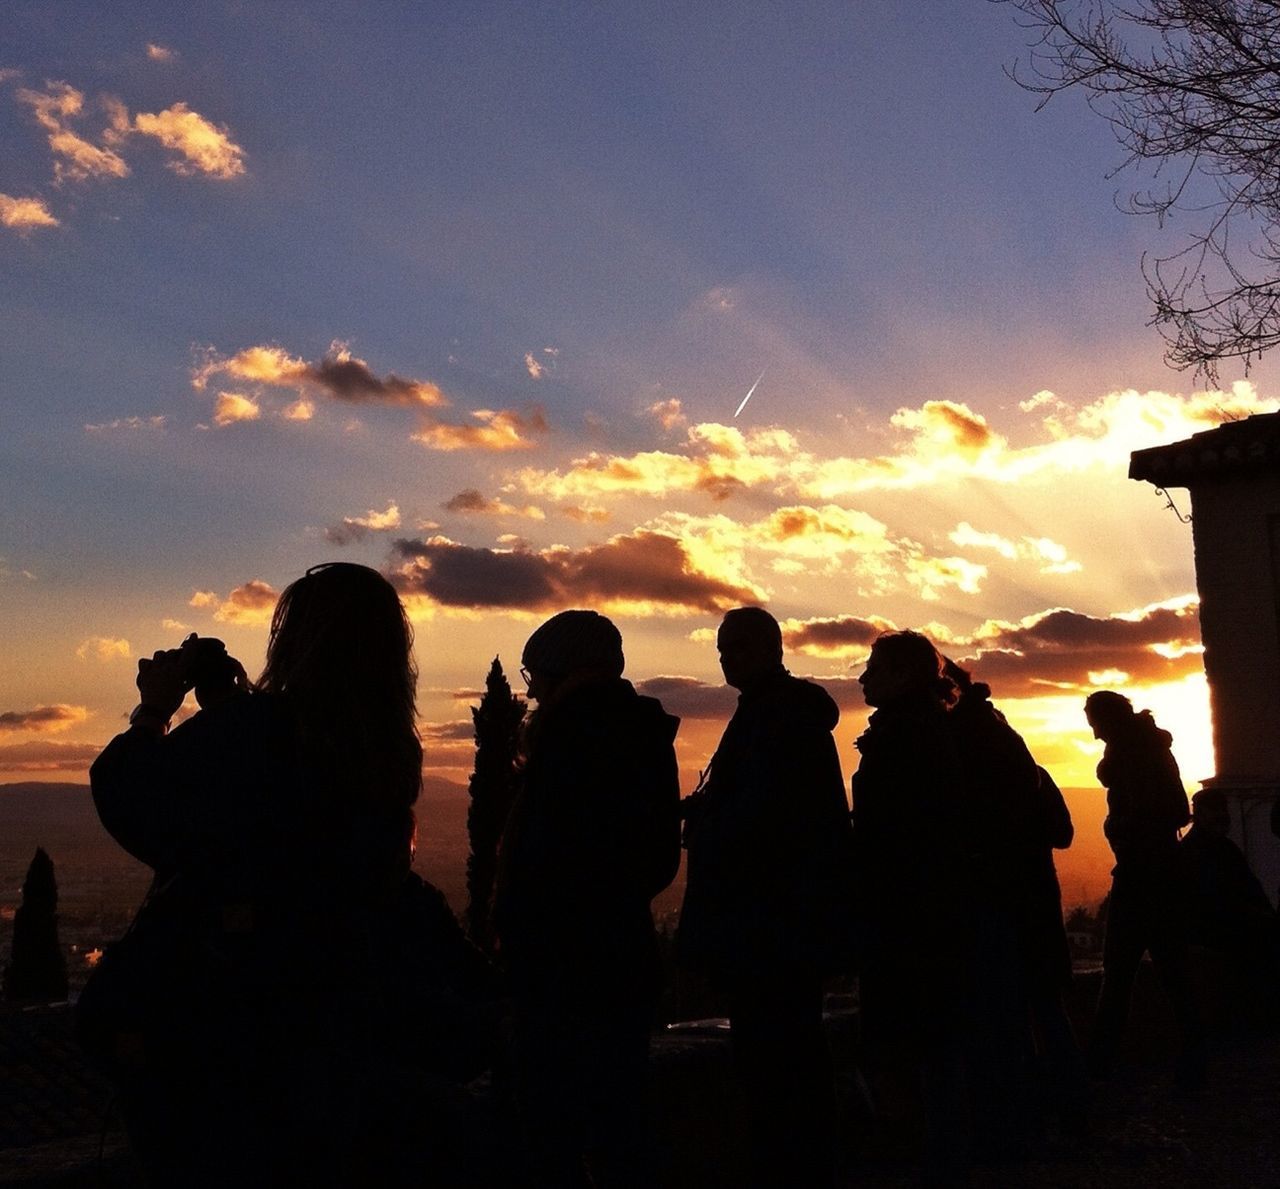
[3,0,1276,789]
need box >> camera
[178,635,246,706]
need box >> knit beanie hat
[521,609,624,679]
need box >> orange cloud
[189,581,278,625]
[17,82,131,183]
[213,391,260,426]
[412,407,547,452]
[146,43,176,62]
[75,637,131,662]
[0,704,90,733]
[391,528,763,616]
[124,101,245,179]
[647,398,687,431]
[524,352,545,379]
[324,501,402,545]
[0,193,59,230]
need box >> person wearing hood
[1084,690,1204,1086]
[495,609,681,1188]
[677,606,854,1189]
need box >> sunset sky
[4,1,1278,811]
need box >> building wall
[1190,473,1280,781]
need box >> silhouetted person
[852,631,969,1181]
[495,610,681,1188]
[1084,690,1205,1087]
[1181,790,1280,1017]
[678,606,854,1189]
[3,847,68,1004]
[945,663,1084,1143]
[86,563,482,1187]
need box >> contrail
[734,369,766,418]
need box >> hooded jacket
[676,669,854,979]
[1098,710,1189,866]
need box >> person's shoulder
[761,672,840,732]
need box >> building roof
[1129,411,1280,488]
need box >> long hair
[870,630,958,708]
[258,563,422,816]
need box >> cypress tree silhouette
[3,847,69,1004]
[464,656,525,949]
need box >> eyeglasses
[520,666,532,686]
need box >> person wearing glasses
[495,609,681,1188]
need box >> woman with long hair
[86,563,463,1186]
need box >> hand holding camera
[136,634,249,719]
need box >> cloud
[412,407,547,452]
[17,82,131,183]
[955,597,1203,698]
[212,391,260,426]
[515,422,801,502]
[443,489,545,519]
[146,43,176,62]
[84,414,166,432]
[190,581,278,625]
[0,740,103,773]
[282,398,314,421]
[780,614,898,659]
[161,617,189,632]
[0,704,90,733]
[76,637,131,662]
[193,342,447,408]
[390,528,763,616]
[0,193,58,230]
[647,399,687,431]
[524,352,545,379]
[127,102,245,179]
[560,505,610,523]
[633,676,738,721]
[324,501,402,545]
[949,523,1083,578]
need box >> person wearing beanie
[495,609,681,1187]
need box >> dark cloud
[781,615,894,658]
[0,704,89,733]
[309,354,438,406]
[421,720,476,743]
[633,676,737,721]
[391,529,760,615]
[957,602,1203,698]
[443,489,493,513]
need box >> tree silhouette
[3,847,68,1004]
[1005,1,1280,376]
[464,657,525,949]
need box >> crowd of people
[80,562,1280,1187]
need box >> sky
[3,0,1278,807]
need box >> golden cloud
[948,522,1081,576]
[75,637,131,662]
[390,528,763,616]
[17,83,130,182]
[189,581,278,625]
[524,352,545,379]
[0,193,59,230]
[212,391,260,426]
[412,407,547,452]
[130,102,245,179]
[324,501,403,545]
[146,43,176,62]
[0,704,90,733]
